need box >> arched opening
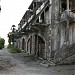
[22,38,25,50]
[35,35,45,58]
[38,36,45,58]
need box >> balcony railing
[22,22,27,29]
[60,10,75,23]
[28,15,34,23]
[36,0,49,15]
[36,2,45,15]
[32,19,51,27]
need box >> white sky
[0,0,32,45]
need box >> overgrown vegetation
[0,37,5,49]
[7,44,21,53]
[71,61,75,65]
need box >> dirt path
[0,48,75,75]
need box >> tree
[7,25,16,48]
[0,37,5,49]
[7,32,12,45]
[11,25,16,47]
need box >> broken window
[36,18,39,23]
[45,6,49,12]
[69,0,75,12]
[61,0,75,12]
[61,0,67,12]
[40,12,44,22]
[34,2,36,8]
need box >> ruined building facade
[14,0,75,64]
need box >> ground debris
[0,66,5,70]
[0,57,17,71]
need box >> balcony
[60,10,75,23]
[16,31,28,38]
[32,19,51,29]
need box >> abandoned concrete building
[14,0,75,64]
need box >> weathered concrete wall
[43,26,51,60]
[26,33,34,54]
[51,0,75,60]
[69,23,75,44]
[17,38,21,49]
[15,35,28,52]
[31,33,36,55]
[51,0,60,58]
[59,23,75,48]
[60,24,66,48]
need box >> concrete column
[51,0,60,54]
[36,34,39,57]
[67,0,69,11]
[31,35,35,54]
[66,0,70,45]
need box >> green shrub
[0,38,5,49]
[7,44,21,53]
[0,44,3,49]
[14,48,21,53]
[7,44,13,49]
[71,61,75,65]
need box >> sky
[0,0,32,45]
